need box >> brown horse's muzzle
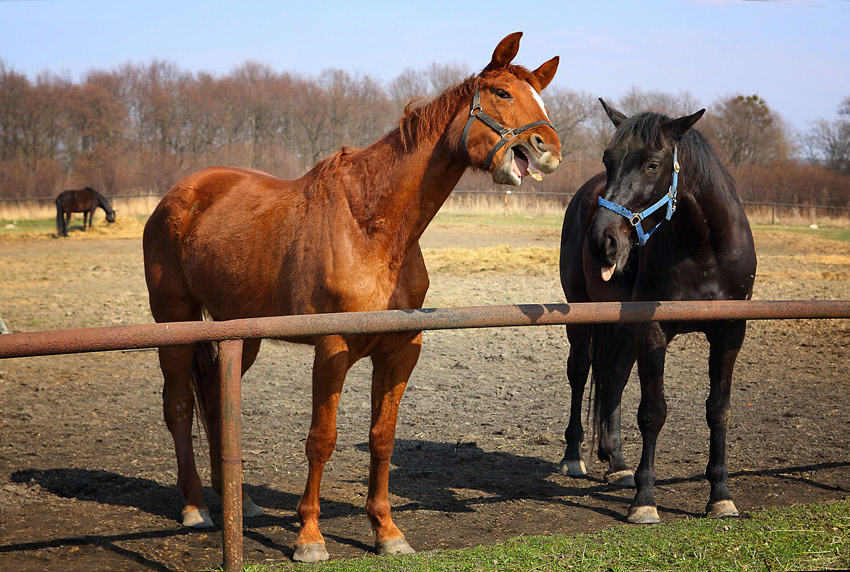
[492,133,561,186]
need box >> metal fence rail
[2,299,849,570]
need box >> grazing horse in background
[143,32,561,562]
[55,187,116,237]
[558,100,756,524]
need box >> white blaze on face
[528,83,550,121]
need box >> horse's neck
[674,182,746,249]
[351,124,467,250]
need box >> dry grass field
[0,209,848,570]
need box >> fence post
[219,339,244,572]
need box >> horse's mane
[397,75,476,151]
[611,112,736,197]
[304,75,480,186]
[86,187,114,211]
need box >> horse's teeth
[530,171,543,181]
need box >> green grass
[751,224,850,244]
[224,500,849,572]
[0,218,57,235]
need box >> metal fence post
[219,339,244,572]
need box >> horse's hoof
[627,505,660,524]
[182,508,214,528]
[559,458,587,477]
[605,469,636,488]
[293,542,329,563]
[377,537,415,555]
[243,498,264,518]
[706,500,739,519]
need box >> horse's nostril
[603,230,618,254]
[531,134,544,149]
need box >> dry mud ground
[1,222,849,571]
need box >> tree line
[1,58,848,208]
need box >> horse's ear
[532,56,559,90]
[485,32,523,71]
[661,109,706,139]
[599,98,628,127]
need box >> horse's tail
[190,340,219,443]
[589,323,634,448]
[55,196,64,236]
[589,325,601,448]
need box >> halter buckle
[630,213,642,227]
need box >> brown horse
[143,32,561,562]
[55,187,116,237]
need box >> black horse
[558,100,757,524]
[55,187,116,237]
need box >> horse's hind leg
[366,334,420,556]
[703,321,746,519]
[294,335,352,563]
[146,227,212,527]
[594,324,637,487]
[157,343,213,527]
[560,324,591,476]
[204,338,264,518]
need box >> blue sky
[1,0,848,131]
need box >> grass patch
[752,224,850,244]
[225,500,849,572]
[422,245,559,276]
[431,212,564,228]
[0,215,148,239]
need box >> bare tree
[425,62,471,94]
[701,94,790,167]
[802,96,850,174]
[616,86,701,118]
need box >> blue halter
[597,145,680,246]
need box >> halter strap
[597,145,680,246]
[461,82,556,170]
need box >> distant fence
[2,192,850,225]
[445,191,850,224]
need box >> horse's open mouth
[512,146,544,181]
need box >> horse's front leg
[293,335,351,563]
[560,324,591,476]
[704,321,746,519]
[628,321,669,524]
[366,333,421,555]
[594,324,637,486]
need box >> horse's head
[460,32,561,186]
[106,210,116,223]
[587,99,705,281]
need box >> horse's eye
[494,89,510,99]
[646,162,660,172]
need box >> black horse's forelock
[610,111,736,196]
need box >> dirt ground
[1,221,849,571]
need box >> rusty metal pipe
[219,339,244,572]
[1,300,848,360]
